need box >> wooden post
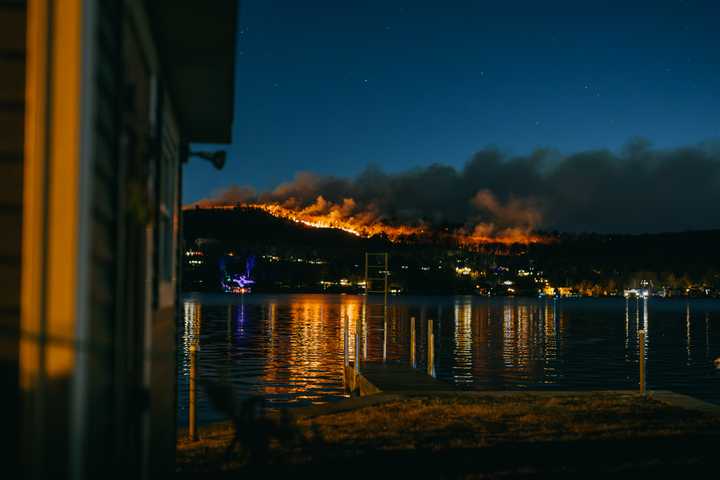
[362,253,368,365]
[639,329,646,395]
[383,315,388,363]
[383,253,390,363]
[188,343,198,441]
[355,306,361,374]
[364,253,369,295]
[427,318,435,377]
[344,313,349,367]
[383,253,389,340]
[410,316,416,368]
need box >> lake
[178,293,720,425]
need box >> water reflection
[706,313,711,359]
[686,302,692,364]
[178,294,720,424]
[453,299,472,384]
[643,297,650,361]
[182,300,201,374]
[625,298,629,355]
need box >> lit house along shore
[0,0,237,477]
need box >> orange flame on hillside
[248,201,425,240]
[454,224,548,246]
[185,195,550,246]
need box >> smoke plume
[193,139,720,234]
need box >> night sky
[184,0,720,232]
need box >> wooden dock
[344,362,455,396]
[343,314,452,395]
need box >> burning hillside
[184,196,549,246]
[186,143,720,236]
[184,160,557,246]
[247,201,425,240]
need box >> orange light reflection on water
[179,295,577,419]
[261,296,363,404]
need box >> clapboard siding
[91,260,116,309]
[92,174,116,223]
[88,0,121,344]
[0,262,21,310]
[84,1,123,471]
[0,109,24,152]
[91,6,121,278]
[0,6,25,52]
[0,4,25,112]
[0,209,22,258]
[0,161,22,206]
[0,0,25,301]
[0,59,23,104]
[93,136,116,188]
[91,217,115,263]
[0,2,25,472]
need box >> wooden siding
[86,0,123,472]
[0,0,25,473]
[0,0,25,373]
[89,0,121,348]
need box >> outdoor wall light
[189,150,226,170]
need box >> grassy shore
[177,392,720,478]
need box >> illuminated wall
[0,1,26,472]
[4,0,237,478]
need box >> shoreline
[177,389,720,475]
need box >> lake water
[177,293,720,425]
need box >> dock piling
[410,316,416,368]
[639,329,646,395]
[188,343,198,441]
[427,318,435,377]
[344,313,349,367]
[355,307,361,374]
[383,315,387,363]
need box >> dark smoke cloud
[207,139,720,233]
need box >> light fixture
[189,150,226,170]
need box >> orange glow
[186,197,425,241]
[247,201,425,241]
[22,0,87,382]
[454,224,549,246]
[260,297,362,402]
[185,197,552,246]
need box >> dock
[344,362,455,395]
[344,313,454,395]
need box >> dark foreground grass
[177,393,720,478]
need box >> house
[0,0,237,477]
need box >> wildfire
[455,224,549,246]
[184,197,550,246]
[247,202,424,240]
